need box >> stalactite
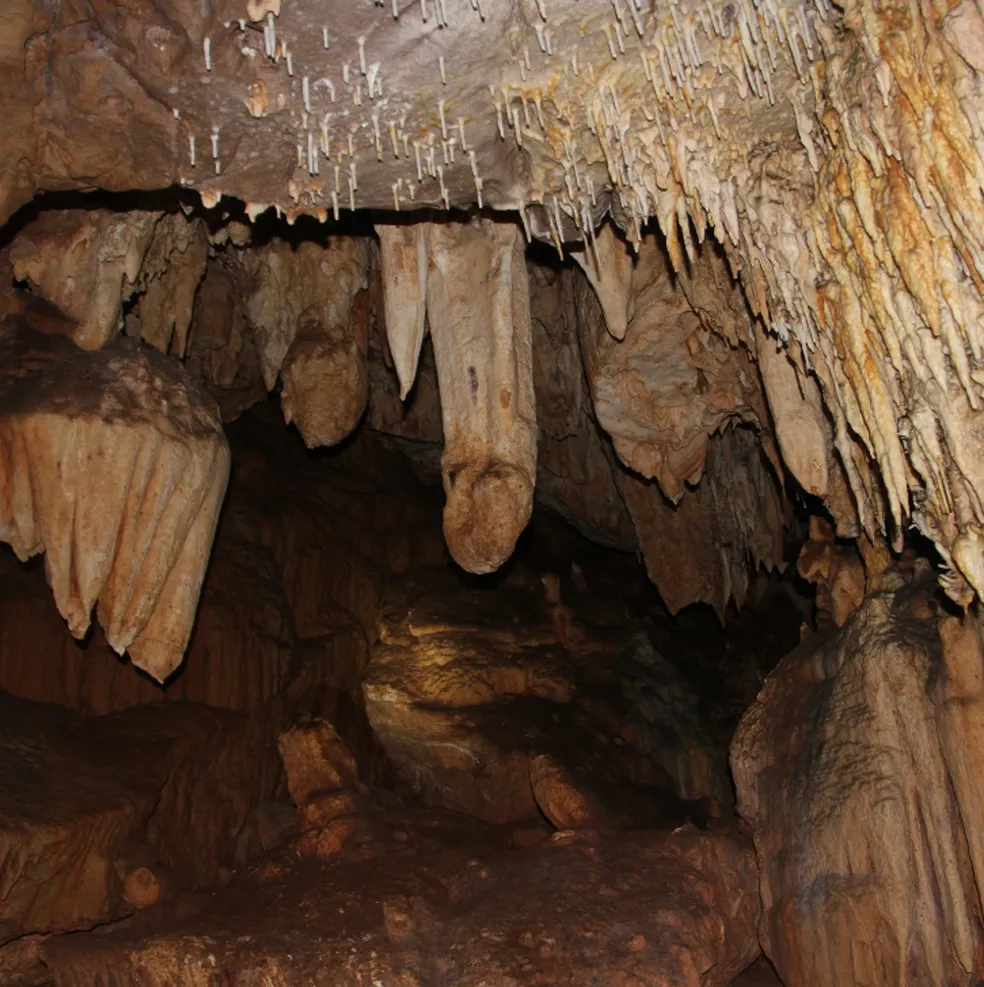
[0,313,229,682]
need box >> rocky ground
[39,717,770,987]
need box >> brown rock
[731,588,984,985]
[0,693,280,946]
[796,516,867,627]
[366,567,729,823]
[42,815,760,987]
[278,717,360,805]
[0,934,48,987]
[529,753,611,831]
[122,867,166,909]
[9,209,161,350]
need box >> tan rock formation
[530,261,636,550]
[279,242,372,447]
[796,516,867,626]
[618,426,785,619]
[731,585,984,985]
[9,208,160,349]
[0,315,229,682]
[278,717,360,805]
[365,565,730,823]
[570,221,636,341]
[130,212,209,357]
[577,235,767,503]
[4,0,984,602]
[375,222,429,400]
[424,218,537,574]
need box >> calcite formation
[0,0,982,600]
[731,579,984,985]
[5,0,984,665]
[365,565,731,823]
[0,313,229,682]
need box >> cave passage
[0,182,815,983]
[3,178,984,987]
[0,378,805,986]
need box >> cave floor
[41,791,776,987]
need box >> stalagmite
[425,218,537,574]
[732,584,984,985]
[375,223,428,399]
[0,311,229,682]
[571,221,636,341]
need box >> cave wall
[0,401,447,776]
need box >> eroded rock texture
[4,0,984,598]
[0,314,229,682]
[731,581,984,985]
[0,693,281,949]
[0,402,447,774]
[365,561,731,824]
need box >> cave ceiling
[4,0,984,669]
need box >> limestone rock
[130,212,209,357]
[237,236,370,396]
[424,217,537,575]
[0,693,280,946]
[618,426,785,619]
[796,516,867,627]
[277,717,360,805]
[529,752,612,831]
[278,241,371,448]
[530,261,636,551]
[731,587,984,986]
[365,566,728,824]
[7,0,984,604]
[0,934,47,987]
[184,257,267,422]
[0,315,230,682]
[375,223,428,401]
[41,813,761,987]
[570,222,636,341]
[9,209,161,350]
[576,235,768,504]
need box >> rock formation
[41,725,762,987]
[365,562,731,823]
[731,579,984,985]
[4,0,984,602]
[0,311,229,682]
[0,692,281,949]
[7,0,984,981]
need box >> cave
[3,0,984,984]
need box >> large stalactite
[0,308,229,682]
